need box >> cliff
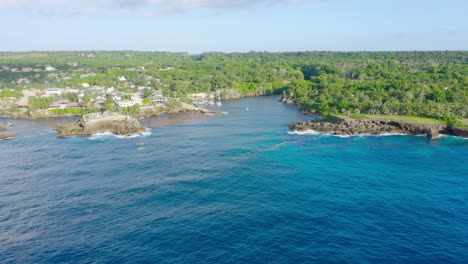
[289,117,468,139]
[55,113,145,138]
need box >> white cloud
[0,0,323,15]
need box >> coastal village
[0,62,222,116]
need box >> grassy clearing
[335,114,447,125]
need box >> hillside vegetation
[1,51,467,122]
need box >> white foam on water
[288,130,429,138]
[89,128,152,140]
[88,132,115,140]
[439,134,468,140]
[287,130,321,136]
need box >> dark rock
[0,132,15,140]
[289,117,463,139]
[55,113,145,138]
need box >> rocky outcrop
[136,103,220,118]
[443,126,468,138]
[55,113,145,138]
[166,102,221,115]
[280,91,297,104]
[289,117,468,139]
[216,88,271,100]
[0,124,15,140]
[0,132,15,140]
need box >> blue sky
[1,0,467,52]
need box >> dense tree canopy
[1,51,467,120]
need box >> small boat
[216,101,222,106]
[136,142,145,147]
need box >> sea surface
[1,96,467,263]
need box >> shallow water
[1,96,467,263]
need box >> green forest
[1,51,467,121]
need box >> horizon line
[0,49,467,54]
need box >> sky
[1,0,467,52]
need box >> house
[45,66,57,72]
[16,78,30,85]
[22,88,42,97]
[49,99,79,109]
[45,88,63,96]
[131,93,143,104]
[82,83,90,88]
[80,73,97,79]
[95,96,105,104]
[188,93,209,99]
[15,97,29,109]
[137,66,145,71]
[21,67,32,73]
[118,76,127,81]
[117,100,136,108]
[64,88,79,94]
[150,93,168,104]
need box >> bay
[1,96,467,263]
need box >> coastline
[289,116,468,139]
[0,103,220,120]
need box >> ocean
[1,96,467,263]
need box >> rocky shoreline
[135,102,221,119]
[289,117,468,139]
[0,125,15,140]
[1,102,220,120]
[55,113,146,138]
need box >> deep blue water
[1,96,468,263]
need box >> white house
[131,94,143,105]
[45,88,63,96]
[82,83,90,88]
[118,76,127,81]
[49,99,79,109]
[150,93,168,104]
[65,88,79,94]
[117,100,136,108]
[45,66,57,72]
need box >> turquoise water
[1,96,467,263]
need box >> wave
[287,130,321,136]
[89,128,152,140]
[288,130,423,138]
[438,134,468,140]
